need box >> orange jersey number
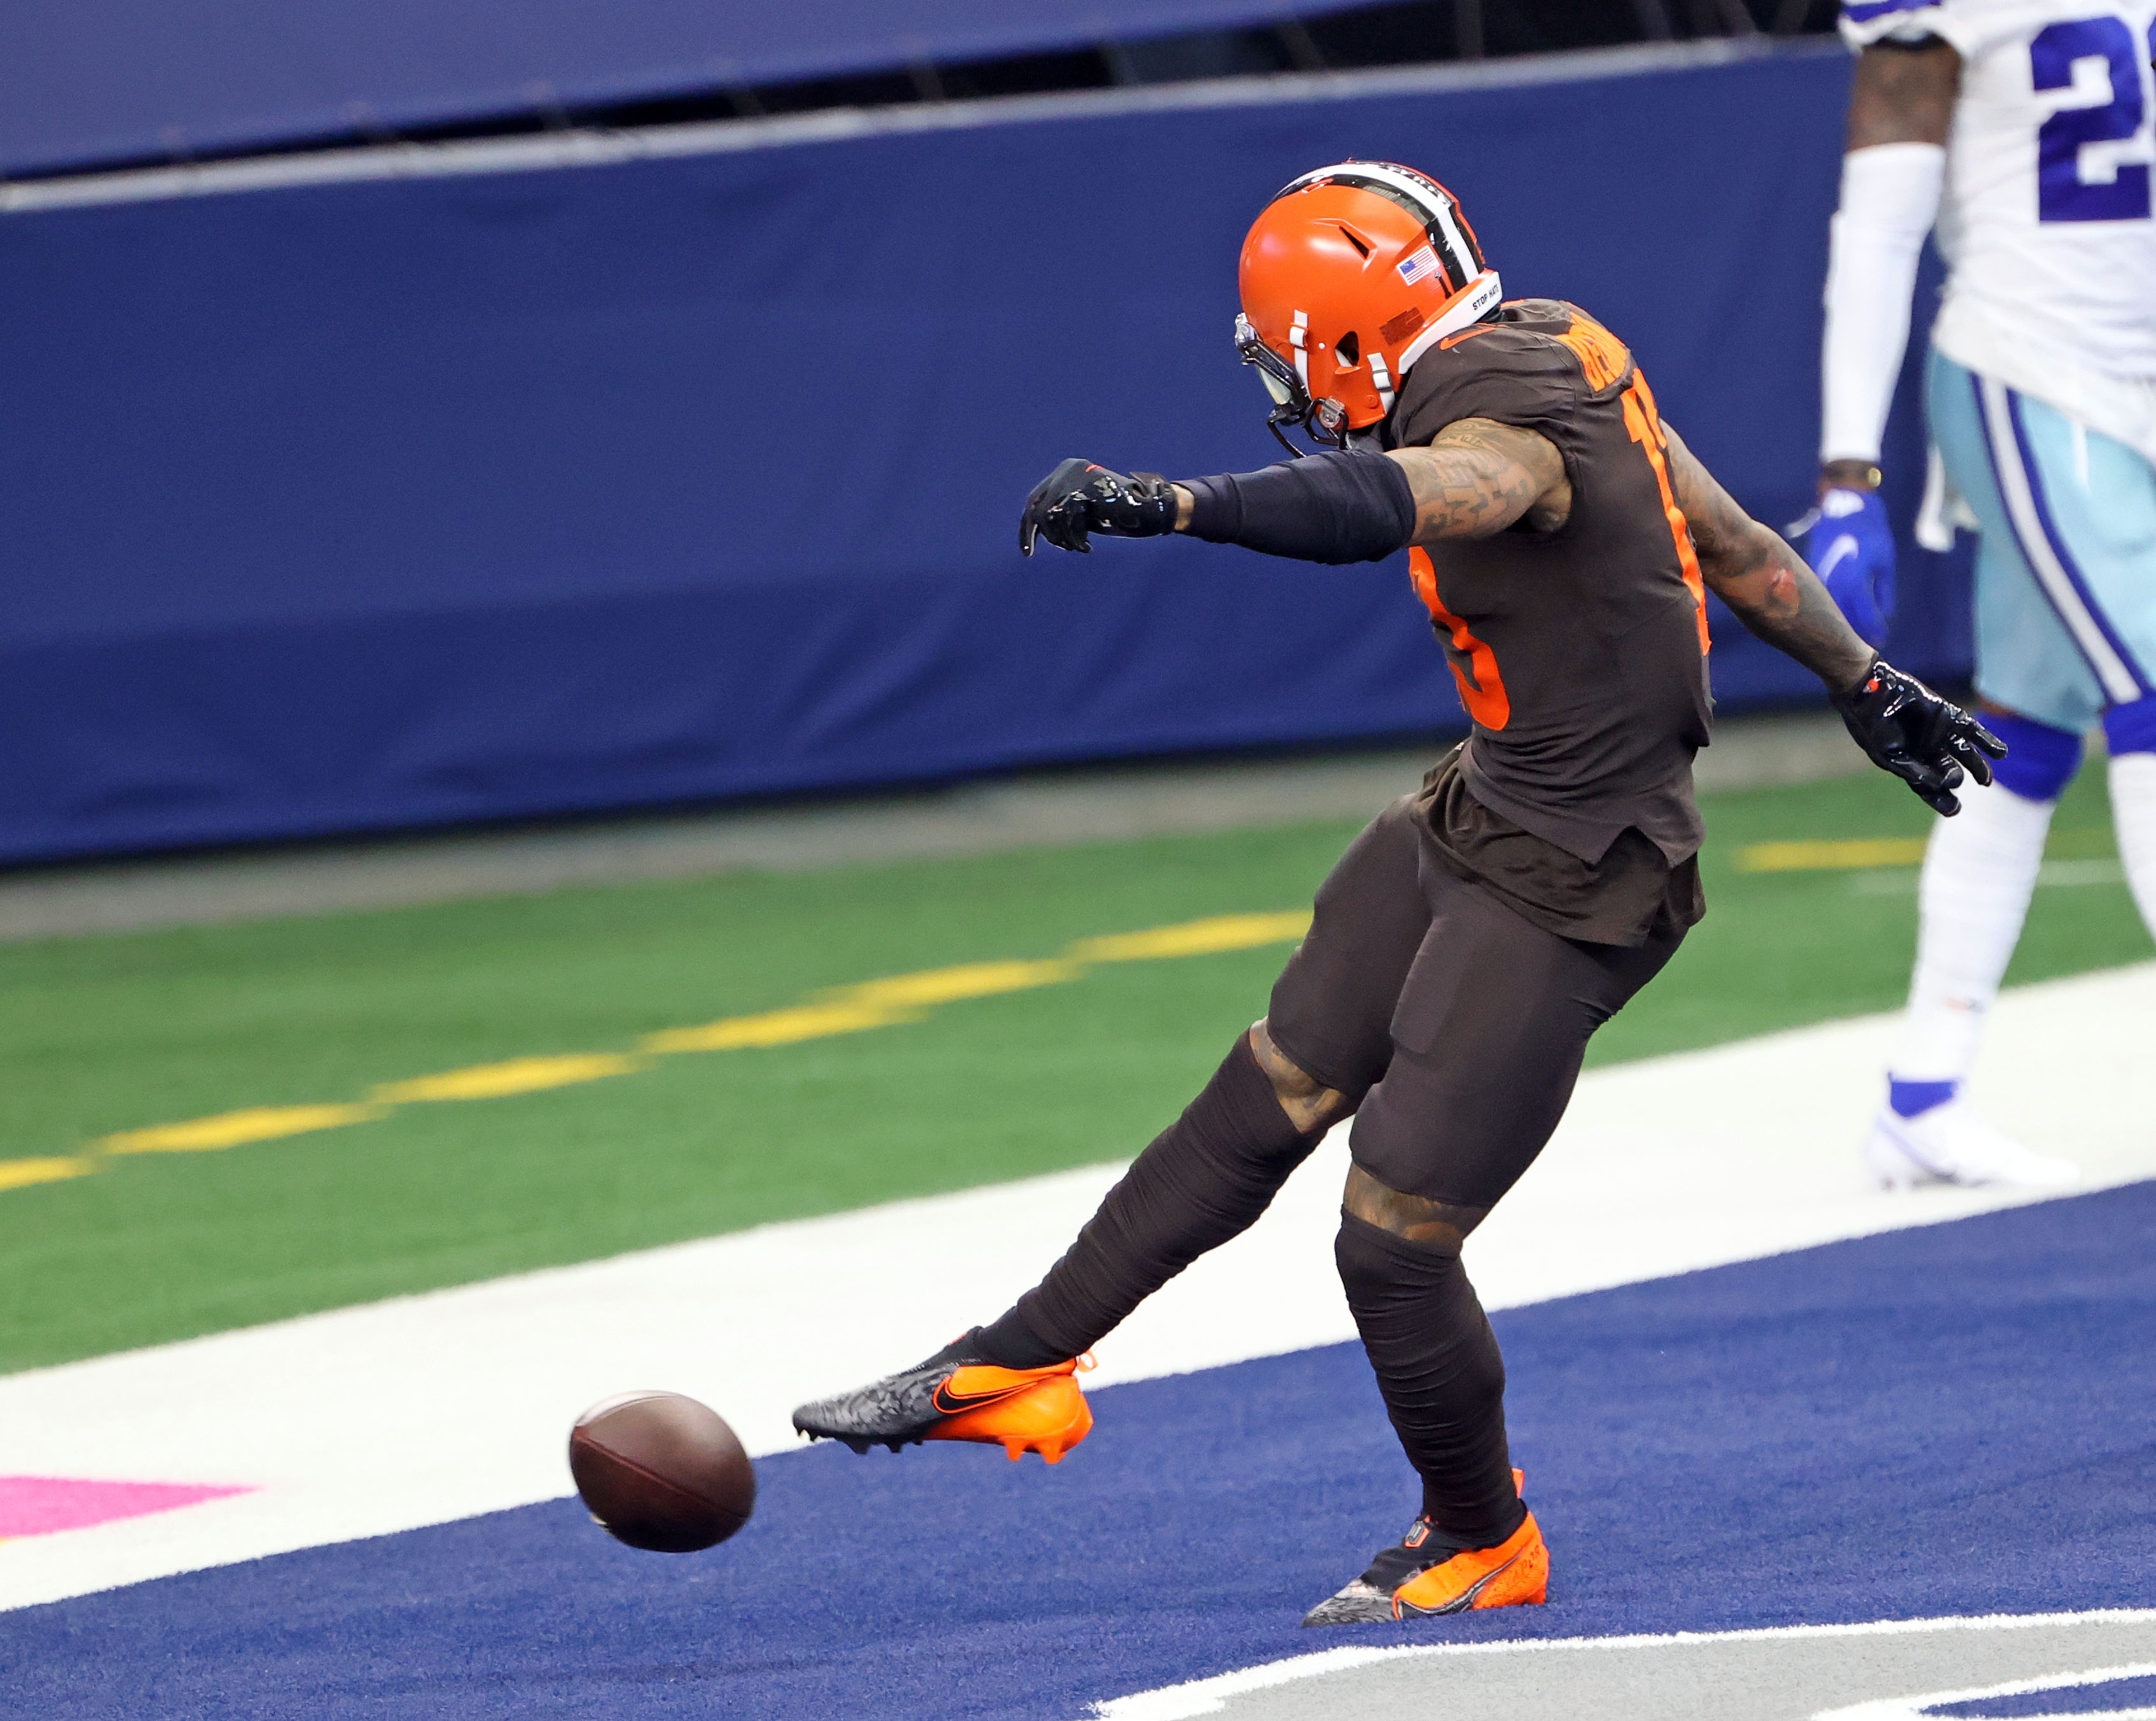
[1409,547,1511,731]
[1617,370,1711,655]
[1406,345,1704,731]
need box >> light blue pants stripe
[1926,349,2156,733]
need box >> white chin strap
[1367,351,1395,415]
[1395,270,1505,375]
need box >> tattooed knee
[1343,1164,1488,1252]
[1248,1019,1351,1134]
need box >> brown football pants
[996,795,1684,1543]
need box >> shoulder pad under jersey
[1455,300,1635,395]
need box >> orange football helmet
[1235,160,1503,453]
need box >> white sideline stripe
[0,38,1822,215]
[1094,1612,2156,1720]
[1978,374,2144,703]
[0,962,2150,1615]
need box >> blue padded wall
[1,0,1376,178]
[0,45,1964,864]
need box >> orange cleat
[791,1336,1094,1465]
[924,1372,1093,1464]
[1302,1468,1547,1626]
[1388,1509,1548,1617]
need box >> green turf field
[1,764,2145,1374]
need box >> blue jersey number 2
[2033,15,2154,221]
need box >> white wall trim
[0,37,1834,216]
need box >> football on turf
[569,1390,756,1552]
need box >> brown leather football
[569,1390,756,1552]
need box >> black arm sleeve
[1178,449,1416,565]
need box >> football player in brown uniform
[793,161,2002,1626]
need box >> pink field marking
[0,1475,254,1538]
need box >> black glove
[1831,658,2007,815]
[1019,459,1179,556]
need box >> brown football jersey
[1386,298,1713,944]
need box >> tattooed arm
[1163,417,1569,543]
[1389,418,1572,543]
[1664,423,1874,694]
[1669,421,2002,811]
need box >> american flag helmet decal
[1395,245,1442,287]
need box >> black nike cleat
[790,1332,1093,1464]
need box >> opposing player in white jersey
[1809,0,2156,1187]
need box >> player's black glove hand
[1019,459,1179,556]
[1831,657,2007,816]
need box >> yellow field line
[833,958,1080,1011]
[0,909,1311,1194]
[1069,911,1311,963]
[374,1054,644,1104]
[99,1103,387,1154]
[1737,829,2117,874]
[642,1002,911,1054]
[1736,838,1931,872]
[0,1156,99,1192]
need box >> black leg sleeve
[978,1032,1323,1365]
[1335,1212,1525,1548]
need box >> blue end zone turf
[14,1183,2156,1719]
[1933,1675,2156,1718]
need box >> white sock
[1890,780,2055,1089]
[2110,751,2156,937]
